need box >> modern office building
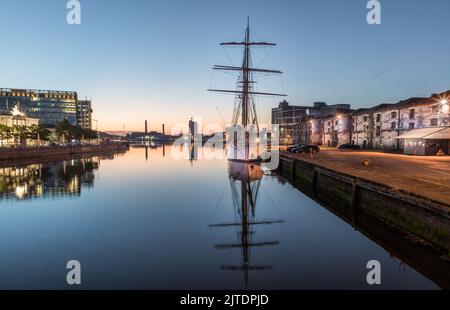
[271,100,351,144]
[271,100,309,144]
[0,88,78,128]
[77,99,93,129]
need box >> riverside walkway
[281,148,450,207]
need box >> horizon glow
[1,0,449,131]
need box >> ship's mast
[208,18,287,130]
[242,18,250,128]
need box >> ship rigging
[208,18,287,162]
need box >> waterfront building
[0,109,39,128]
[275,90,450,154]
[271,100,350,145]
[0,106,39,146]
[352,104,393,149]
[352,108,373,149]
[322,112,353,147]
[77,99,93,129]
[272,100,308,144]
[296,116,312,145]
[0,88,78,128]
[395,127,450,155]
[309,118,324,145]
[351,91,450,152]
[0,88,94,131]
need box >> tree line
[0,119,98,147]
[0,124,50,147]
[55,119,98,142]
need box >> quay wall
[278,156,450,252]
[0,143,129,161]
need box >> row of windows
[354,118,439,135]
[0,100,76,108]
[0,92,76,100]
[359,108,428,123]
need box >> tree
[56,119,73,140]
[83,128,98,140]
[12,125,29,146]
[28,124,51,143]
[56,119,97,143]
[0,124,12,147]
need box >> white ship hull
[226,143,261,162]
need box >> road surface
[281,148,450,206]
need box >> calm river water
[0,145,444,289]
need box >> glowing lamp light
[15,185,27,199]
[441,99,449,114]
[11,105,25,117]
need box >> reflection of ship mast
[208,18,286,162]
[209,162,283,288]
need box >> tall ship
[208,19,285,288]
[208,18,287,162]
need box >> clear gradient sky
[1,0,450,131]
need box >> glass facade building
[77,99,93,129]
[0,88,78,128]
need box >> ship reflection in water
[210,161,284,288]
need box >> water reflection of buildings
[189,142,198,167]
[210,162,284,288]
[0,157,101,201]
[131,142,166,161]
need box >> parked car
[293,145,320,154]
[287,144,303,153]
[337,143,360,150]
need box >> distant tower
[145,120,148,135]
[162,123,165,136]
[189,118,198,138]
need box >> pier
[0,143,129,162]
[279,149,450,253]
